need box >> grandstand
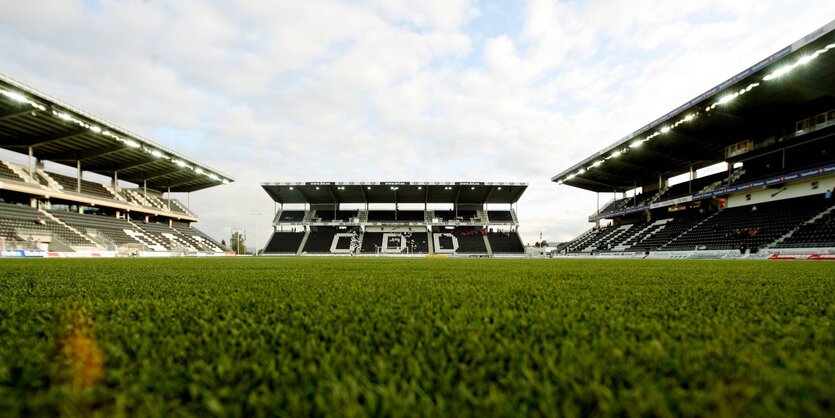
[553,20,835,257]
[0,73,232,256]
[261,182,527,256]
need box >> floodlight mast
[251,212,262,256]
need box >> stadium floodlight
[763,43,835,81]
[174,160,187,167]
[53,111,92,130]
[2,90,28,103]
[1,89,46,111]
[53,111,91,130]
[195,168,204,174]
[315,187,320,190]
[567,174,576,180]
[629,141,643,149]
[763,64,792,80]
[704,82,759,113]
[367,186,372,190]
[670,113,696,129]
[90,125,102,133]
[222,179,230,184]
[209,174,219,181]
[592,160,604,167]
[150,149,164,158]
[717,93,737,105]
[660,126,671,133]
[611,150,622,158]
[797,55,815,65]
[577,168,586,175]
[288,186,293,190]
[124,139,141,148]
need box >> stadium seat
[487,231,524,253]
[264,232,305,254]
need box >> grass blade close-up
[1,258,833,417]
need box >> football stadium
[553,19,835,259]
[261,182,526,256]
[1,10,834,418]
[0,74,232,257]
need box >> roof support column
[113,171,119,193]
[633,180,637,206]
[28,146,34,183]
[167,185,171,211]
[727,163,731,184]
[515,201,519,227]
[143,179,147,200]
[454,188,461,218]
[76,160,81,193]
[688,163,693,194]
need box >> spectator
[826,189,832,200]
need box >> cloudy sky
[2,0,834,248]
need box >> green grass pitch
[1,258,833,417]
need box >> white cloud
[367,0,479,30]
[2,0,835,248]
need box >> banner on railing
[1,249,46,257]
[591,163,835,221]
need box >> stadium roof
[261,182,528,205]
[552,19,835,192]
[0,74,233,193]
